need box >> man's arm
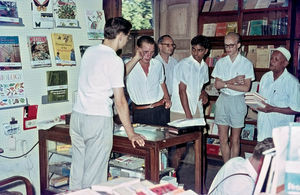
[113,87,145,148]
[215,77,251,92]
[161,82,171,108]
[125,48,142,75]
[257,104,300,115]
[179,82,193,119]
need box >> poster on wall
[28,36,51,68]
[0,0,22,25]
[31,0,54,29]
[53,0,79,28]
[0,70,26,109]
[51,33,76,66]
[47,70,68,103]
[0,36,21,70]
[85,10,105,40]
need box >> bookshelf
[199,0,299,160]
[198,0,298,81]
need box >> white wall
[0,0,102,194]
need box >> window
[122,0,153,30]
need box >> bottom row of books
[57,177,198,195]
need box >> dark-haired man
[125,36,171,126]
[171,35,210,121]
[212,32,255,162]
[70,17,145,190]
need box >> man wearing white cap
[256,47,300,141]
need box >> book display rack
[39,124,206,194]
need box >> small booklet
[167,118,206,128]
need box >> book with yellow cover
[51,33,76,66]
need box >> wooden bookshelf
[198,0,298,78]
[198,0,299,161]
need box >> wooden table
[39,125,205,194]
[112,126,205,194]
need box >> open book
[167,118,206,128]
[245,92,267,109]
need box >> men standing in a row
[155,35,178,98]
[125,36,171,126]
[256,47,300,141]
[212,32,255,162]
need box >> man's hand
[133,47,143,61]
[257,102,274,113]
[234,75,245,85]
[199,90,209,105]
[128,133,146,148]
[163,98,171,109]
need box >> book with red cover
[215,22,227,36]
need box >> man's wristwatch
[224,84,228,88]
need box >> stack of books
[245,92,266,109]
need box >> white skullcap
[274,47,291,61]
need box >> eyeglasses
[224,43,237,49]
[160,43,176,48]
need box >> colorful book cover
[226,21,238,34]
[85,10,105,40]
[215,22,227,37]
[47,70,68,103]
[241,124,255,140]
[0,36,21,70]
[31,0,54,29]
[28,36,51,68]
[51,33,76,66]
[0,70,26,108]
[285,123,300,194]
[53,0,79,28]
[202,23,217,37]
[0,0,19,24]
[249,19,266,36]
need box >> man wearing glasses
[155,35,178,98]
[212,32,255,163]
[125,36,171,126]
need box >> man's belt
[133,99,164,110]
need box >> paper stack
[245,92,267,109]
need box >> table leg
[194,133,203,194]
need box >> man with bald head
[256,47,300,141]
[212,32,255,162]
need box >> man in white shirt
[155,35,178,97]
[169,35,210,169]
[126,36,171,126]
[70,17,145,190]
[208,137,274,195]
[212,32,255,162]
[171,35,210,120]
[256,47,300,141]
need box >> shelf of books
[199,0,295,81]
